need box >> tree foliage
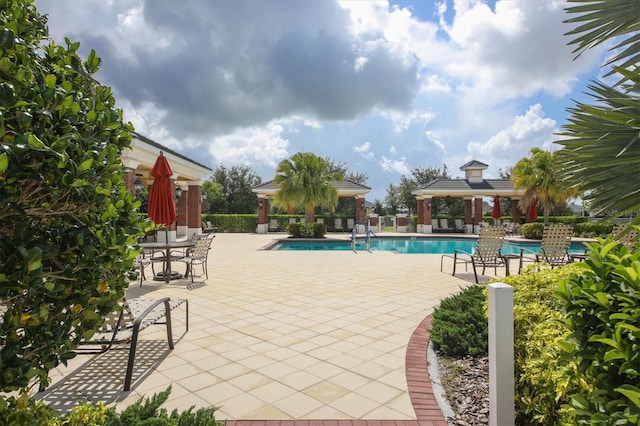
[385,165,458,215]
[556,0,640,219]
[272,152,341,222]
[208,165,261,214]
[511,148,578,225]
[0,0,142,400]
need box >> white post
[488,283,515,426]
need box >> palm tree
[273,152,342,222]
[556,0,640,219]
[511,148,578,225]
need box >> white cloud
[467,104,558,175]
[353,142,374,160]
[210,122,290,168]
[379,156,411,175]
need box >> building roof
[120,132,212,185]
[459,160,489,170]
[411,178,523,198]
[253,179,371,197]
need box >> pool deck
[38,232,520,423]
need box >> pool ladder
[350,226,377,253]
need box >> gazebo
[411,160,526,234]
[252,180,371,234]
[121,132,212,240]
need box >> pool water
[272,237,588,255]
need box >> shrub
[14,387,225,425]
[430,285,488,357]
[203,214,257,232]
[573,221,614,238]
[503,264,585,425]
[521,223,545,239]
[0,0,143,401]
[556,238,640,423]
[287,222,326,238]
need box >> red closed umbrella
[148,152,176,236]
[491,196,502,220]
[527,200,538,222]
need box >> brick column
[257,197,269,234]
[125,167,136,194]
[511,198,521,224]
[356,197,365,223]
[474,197,484,233]
[187,184,202,237]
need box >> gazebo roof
[253,179,371,198]
[411,178,523,198]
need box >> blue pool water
[271,237,588,255]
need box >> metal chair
[75,297,188,391]
[175,233,215,282]
[522,224,574,269]
[447,226,507,283]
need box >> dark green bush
[556,238,640,424]
[430,285,488,357]
[521,223,545,239]
[287,222,326,238]
[573,221,614,238]
[202,214,257,232]
[20,386,224,425]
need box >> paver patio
[39,233,507,422]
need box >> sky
[34,0,606,202]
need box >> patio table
[139,241,195,283]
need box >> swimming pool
[270,237,589,255]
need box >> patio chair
[522,224,573,269]
[135,250,153,287]
[175,233,215,283]
[613,224,639,249]
[454,219,466,233]
[440,218,454,233]
[334,218,343,231]
[445,226,507,283]
[269,219,279,231]
[75,296,189,391]
[347,218,355,231]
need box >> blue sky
[35,0,605,201]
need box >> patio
[38,233,504,422]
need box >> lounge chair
[613,224,639,249]
[175,233,215,283]
[454,219,466,233]
[347,218,355,231]
[75,297,189,391]
[334,218,343,231]
[522,224,573,269]
[269,219,279,231]
[440,218,454,233]
[443,226,507,283]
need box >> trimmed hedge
[430,285,488,357]
[287,222,327,238]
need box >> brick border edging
[226,314,448,426]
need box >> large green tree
[557,0,640,218]
[511,148,578,225]
[0,0,142,408]
[208,165,261,213]
[272,152,341,222]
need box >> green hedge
[557,239,640,423]
[202,214,257,232]
[503,264,584,425]
[430,285,488,357]
[520,222,617,239]
[287,222,327,238]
